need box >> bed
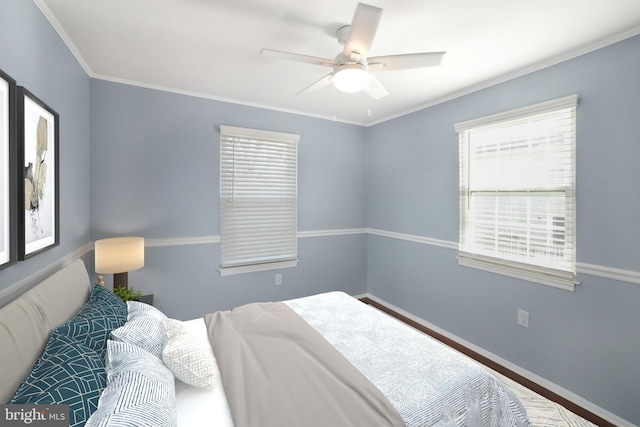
[1,259,532,426]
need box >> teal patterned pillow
[76,299,127,328]
[55,317,112,362]
[11,330,106,427]
[56,296,127,361]
[89,284,127,313]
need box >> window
[219,125,298,275]
[455,95,577,290]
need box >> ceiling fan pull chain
[332,85,337,122]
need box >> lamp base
[113,272,128,290]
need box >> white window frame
[455,95,578,290]
[219,125,298,276]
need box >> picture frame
[17,87,59,260]
[0,68,17,270]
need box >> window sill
[457,255,578,291]
[219,259,299,276]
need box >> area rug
[489,370,598,427]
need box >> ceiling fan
[261,3,445,99]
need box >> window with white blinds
[455,95,578,290]
[219,125,298,276]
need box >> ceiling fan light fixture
[333,63,370,93]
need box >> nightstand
[138,294,154,306]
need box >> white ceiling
[36,0,640,126]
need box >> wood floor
[359,297,614,427]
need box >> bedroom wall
[0,0,91,302]
[89,80,368,319]
[2,1,637,424]
[366,34,640,425]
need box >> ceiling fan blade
[364,74,388,99]
[261,48,338,68]
[297,73,334,95]
[343,3,382,60]
[368,52,446,71]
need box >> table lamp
[95,236,144,289]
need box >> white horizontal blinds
[220,126,298,271]
[457,95,577,280]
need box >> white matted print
[17,87,59,259]
[0,69,16,270]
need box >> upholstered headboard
[0,259,91,402]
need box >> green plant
[113,286,142,302]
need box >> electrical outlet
[517,309,529,328]
[275,273,282,286]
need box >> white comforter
[176,292,531,427]
[286,292,531,427]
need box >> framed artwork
[0,68,16,270]
[17,87,59,260]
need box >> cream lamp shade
[95,237,144,289]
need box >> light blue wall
[2,1,638,424]
[0,0,91,293]
[89,81,368,318]
[366,34,640,425]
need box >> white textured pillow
[87,340,176,427]
[162,318,217,388]
[111,316,165,359]
[127,301,167,321]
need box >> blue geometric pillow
[55,317,112,362]
[11,330,106,427]
[80,299,127,323]
[89,284,127,314]
[56,297,127,361]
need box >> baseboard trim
[360,293,632,427]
